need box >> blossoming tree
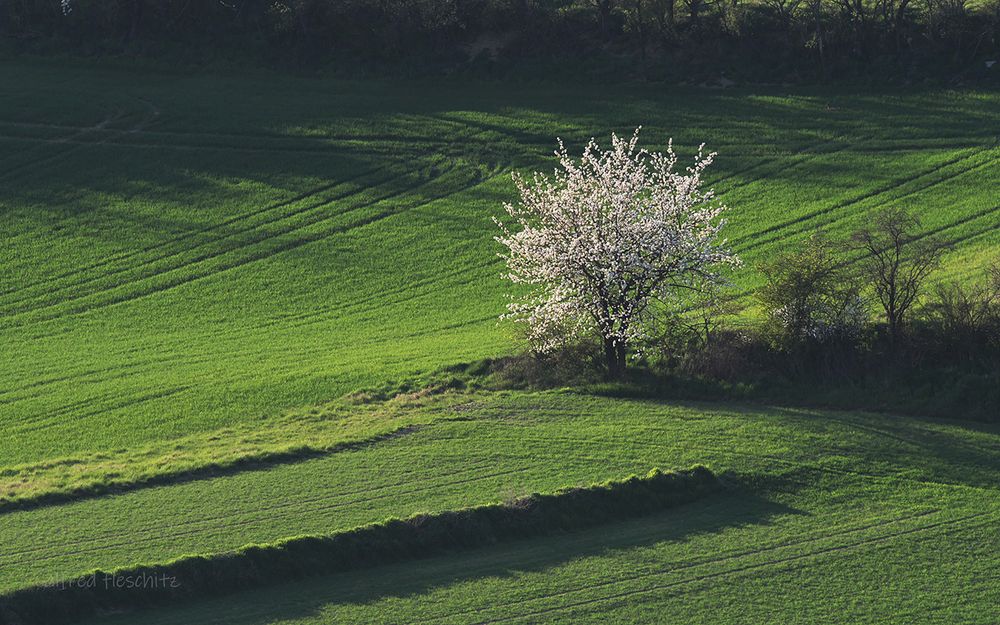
[495,128,739,377]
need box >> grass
[1,391,998,621]
[78,494,996,625]
[2,64,1000,469]
[1,467,720,625]
[0,388,463,511]
[1,60,999,623]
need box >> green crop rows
[8,391,999,624]
[1,61,998,624]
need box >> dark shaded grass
[0,467,719,625]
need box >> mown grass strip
[0,467,720,625]
[0,390,464,514]
[0,424,423,515]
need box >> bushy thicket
[0,466,719,625]
[3,0,999,81]
[482,208,1000,420]
[649,211,1000,420]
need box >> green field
[2,61,999,623]
[8,392,1000,623]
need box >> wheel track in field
[0,281,495,410]
[641,406,1000,460]
[0,174,406,315]
[0,164,391,302]
[0,326,325,409]
[42,162,484,316]
[0,462,522,567]
[0,107,524,174]
[698,135,989,254]
[732,146,997,254]
[0,111,503,174]
[0,118,510,305]
[0,386,192,436]
[0,344,224,406]
[739,152,1000,253]
[733,198,1000,302]
[830,414,1000,456]
[721,197,1000,305]
[486,395,1000,464]
[161,205,503,337]
[0,108,501,304]
[0,393,104,424]
[0,118,479,155]
[729,147,981,250]
[0,112,518,174]
[749,406,1000,459]
[0,134,481,168]
[711,135,853,197]
[939,220,1000,250]
[1,367,197,431]
[415,508,946,625]
[0,340,224,409]
[348,417,1000,497]
[453,510,994,625]
[0,132,452,157]
[0,101,161,184]
[0,165,403,311]
[436,112,856,180]
[0,308,497,422]
[0,367,142,403]
[0,112,127,179]
[0,164,498,327]
[916,202,1000,249]
[233,259,499,338]
[0,359,214,431]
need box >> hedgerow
[0,466,719,625]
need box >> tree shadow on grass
[87,485,801,625]
[556,381,1000,489]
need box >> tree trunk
[887,310,901,349]
[813,0,827,79]
[597,0,614,40]
[604,338,626,378]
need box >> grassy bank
[0,467,719,625]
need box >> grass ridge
[0,466,720,625]
[0,423,427,516]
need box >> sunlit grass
[1,390,996,624]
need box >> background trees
[852,208,945,345]
[3,0,998,81]
[758,234,864,348]
[925,261,1000,349]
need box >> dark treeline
[3,0,999,81]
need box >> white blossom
[495,127,739,373]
